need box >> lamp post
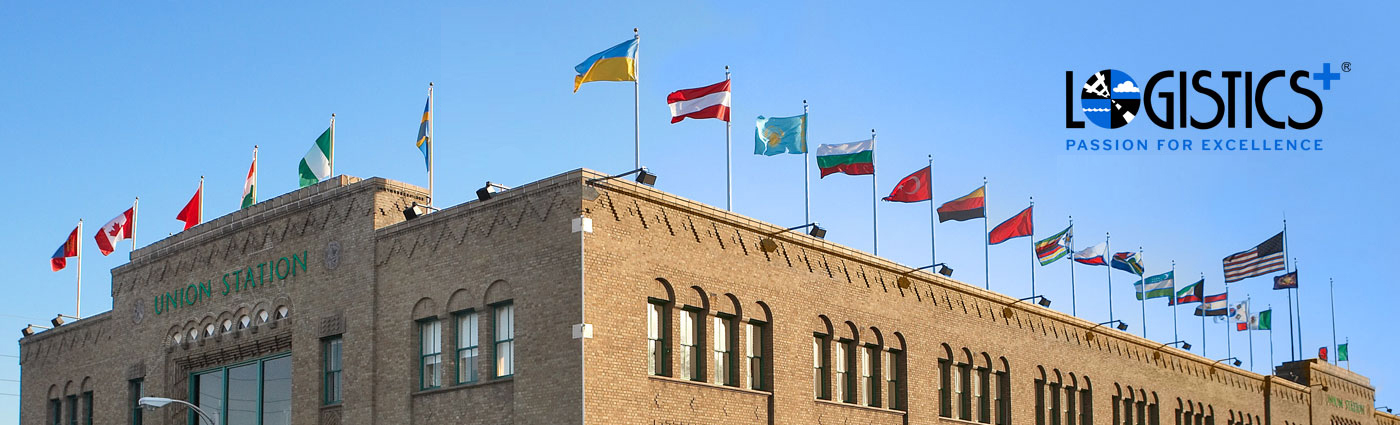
[138,397,216,425]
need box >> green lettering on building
[153,249,310,316]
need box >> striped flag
[1135,271,1174,300]
[299,126,333,188]
[667,80,731,123]
[936,185,985,222]
[1238,309,1271,331]
[1223,232,1285,283]
[1111,252,1144,276]
[1170,279,1204,305]
[51,225,80,271]
[1072,242,1108,266]
[816,139,874,177]
[242,147,257,209]
[1194,292,1229,316]
[416,91,432,171]
[1035,226,1071,265]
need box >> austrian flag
[95,206,135,255]
[667,80,731,123]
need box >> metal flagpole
[1329,277,1337,365]
[1227,288,1233,363]
[131,198,138,251]
[872,129,878,256]
[1172,260,1178,345]
[929,155,936,268]
[1139,247,1146,338]
[252,145,259,205]
[428,82,435,206]
[983,177,989,290]
[1029,197,1035,297]
[199,177,204,225]
[1106,232,1113,323]
[1069,217,1076,316]
[725,67,732,212]
[1284,217,1296,359]
[1201,273,1207,357]
[76,219,82,318]
[1269,304,1275,372]
[1287,275,1296,361]
[330,114,336,177]
[1247,295,1254,372]
[633,28,640,170]
[804,100,810,224]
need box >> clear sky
[3,0,1397,420]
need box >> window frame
[129,378,144,425]
[647,298,672,377]
[81,391,93,425]
[746,320,766,391]
[322,335,344,405]
[885,348,905,411]
[834,338,855,404]
[492,301,515,378]
[454,310,480,385]
[418,317,443,390]
[186,352,292,425]
[679,307,703,381]
[712,313,737,386]
[813,333,830,400]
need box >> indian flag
[815,139,874,178]
[299,127,332,188]
[242,147,257,209]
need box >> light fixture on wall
[758,223,827,253]
[402,202,441,220]
[50,314,79,327]
[20,324,51,337]
[895,263,952,289]
[476,181,513,201]
[586,167,658,187]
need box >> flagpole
[1269,304,1275,372]
[1139,247,1146,338]
[983,176,989,290]
[428,82,435,206]
[1287,273,1296,361]
[330,114,336,178]
[1247,295,1254,372]
[725,66,732,212]
[633,28,641,170]
[1172,260,1178,345]
[252,145,259,205]
[1068,216,1076,316]
[1226,288,1233,364]
[804,100,810,225]
[1201,273,1206,357]
[1329,277,1337,365]
[929,155,936,268]
[1028,197,1035,297]
[1284,217,1296,359]
[1106,232,1113,323]
[198,176,204,224]
[871,129,878,256]
[1344,337,1349,370]
[131,198,138,251]
[76,219,82,318]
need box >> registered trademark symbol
[1341,62,1351,72]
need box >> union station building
[17,169,1398,425]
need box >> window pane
[227,363,258,425]
[195,371,224,425]
[262,356,292,425]
[324,338,343,404]
[459,313,479,383]
[813,338,822,398]
[495,305,515,377]
[712,317,728,385]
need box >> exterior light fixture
[20,324,51,337]
[896,263,951,288]
[139,397,216,425]
[586,167,658,187]
[402,202,441,220]
[1213,357,1242,368]
[758,223,827,253]
[476,181,513,202]
[50,314,78,327]
[1002,295,1051,317]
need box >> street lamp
[139,397,216,425]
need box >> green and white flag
[1135,270,1174,300]
[1247,309,1271,330]
[299,126,333,188]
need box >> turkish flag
[176,181,202,230]
[989,206,1033,245]
[882,166,931,203]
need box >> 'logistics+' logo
[1065,64,1342,130]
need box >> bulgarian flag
[815,139,874,177]
[300,124,333,188]
[242,146,258,209]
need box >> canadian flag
[95,206,135,256]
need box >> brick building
[17,169,1397,425]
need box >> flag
[1194,292,1228,316]
[1136,271,1175,300]
[1170,279,1204,305]
[1237,309,1271,331]
[573,38,638,92]
[176,181,202,231]
[1223,232,1286,283]
[51,226,79,271]
[242,149,257,209]
[667,80,731,123]
[1035,226,1071,266]
[1111,252,1144,276]
[95,207,135,256]
[1319,346,1328,361]
[1072,242,1108,266]
[937,185,985,222]
[416,93,432,170]
[299,127,333,188]
[754,115,807,155]
[1273,271,1298,290]
[1338,343,1348,361]
[1230,300,1250,323]
[883,166,931,203]
[989,206,1033,245]
[816,140,874,177]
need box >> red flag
[1319,346,1328,361]
[51,225,80,271]
[95,206,135,255]
[882,166,931,203]
[177,181,202,230]
[667,80,731,123]
[989,206,1033,245]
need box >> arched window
[977,353,992,423]
[1080,377,1093,425]
[1036,366,1048,425]
[861,327,884,407]
[939,344,954,417]
[1149,392,1160,425]
[1066,373,1078,425]
[1050,370,1063,425]
[813,316,833,400]
[646,279,675,378]
[997,357,1012,425]
[886,332,907,411]
[1112,384,1123,425]
[958,348,973,420]
[746,301,772,391]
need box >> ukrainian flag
[574,38,637,92]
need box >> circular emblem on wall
[1080,69,1141,129]
[325,241,341,271]
[131,301,145,325]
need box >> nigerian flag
[299,126,333,188]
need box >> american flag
[1223,232,1285,283]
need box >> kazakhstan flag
[754,114,807,155]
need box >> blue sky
[2,0,1397,419]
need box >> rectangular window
[745,321,764,390]
[420,319,443,389]
[50,399,61,425]
[66,395,77,425]
[188,354,292,425]
[813,335,829,399]
[979,368,992,422]
[1037,379,1047,425]
[81,392,92,425]
[860,345,878,407]
[1081,387,1093,425]
[939,359,952,417]
[494,303,515,378]
[262,355,292,425]
[227,363,258,424]
[1051,384,1062,425]
[998,371,1012,425]
[647,302,669,376]
[129,379,143,425]
[323,337,343,405]
[456,312,479,384]
[679,309,699,381]
[194,370,224,425]
[712,315,734,386]
[1067,386,1078,425]
[959,364,972,420]
[885,349,902,410]
[833,341,848,402]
